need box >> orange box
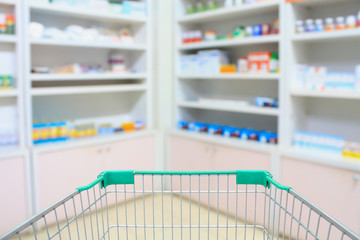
[248,52,272,73]
[220,64,237,73]
[122,122,136,132]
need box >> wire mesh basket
[1,170,359,240]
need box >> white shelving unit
[178,35,280,50]
[173,0,283,151]
[0,0,25,157]
[28,2,146,24]
[23,0,153,149]
[172,0,360,175]
[178,73,280,80]
[31,72,147,81]
[283,0,360,163]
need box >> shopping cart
[1,170,359,240]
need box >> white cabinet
[34,135,155,213]
[169,135,271,171]
[281,157,360,235]
[0,155,28,235]
[169,133,272,222]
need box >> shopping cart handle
[77,170,291,192]
[236,170,292,191]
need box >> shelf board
[281,147,360,172]
[178,73,280,80]
[179,35,279,50]
[290,0,355,7]
[30,39,146,51]
[31,84,147,96]
[0,0,16,6]
[170,129,277,154]
[0,35,17,43]
[0,89,18,97]
[0,147,26,160]
[178,0,279,24]
[31,73,147,81]
[291,89,360,100]
[292,29,360,43]
[177,100,279,116]
[33,129,155,153]
[29,2,146,24]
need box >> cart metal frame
[1,170,359,240]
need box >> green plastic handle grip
[77,170,291,192]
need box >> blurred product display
[182,20,279,44]
[0,14,15,35]
[30,0,146,17]
[184,0,276,14]
[181,49,279,74]
[294,64,360,92]
[0,105,18,147]
[293,131,360,159]
[29,22,135,44]
[177,120,278,144]
[32,119,146,145]
[296,10,360,33]
[0,75,13,89]
[31,53,137,74]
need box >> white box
[197,50,229,74]
[180,55,199,74]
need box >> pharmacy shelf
[177,100,279,116]
[30,39,146,51]
[179,35,279,50]
[30,84,147,96]
[281,147,360,172]
[31,73,147,81]
[33,129,155,153]
[0,89,18,97]
[178,0,280,24]
[290,0,355,7]
[0,35,17,43]
[178,73,280,80]
[292,29,360,43]
[170,129,277,154]
[29,2,146,24]
[291,89,360,100]
[0,0,16,6]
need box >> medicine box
[180,55,199,74]
[122,1,146,17]
[197,50,229,74]
[248,52,271,73]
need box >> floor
[17,194,268,240]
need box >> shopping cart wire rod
[62,202,72,240]
[161,175,165,240]
[86,190,95,240]
[290,189,359,240]
[115,185,120,240]
[98,185,106,239]
[0,191,78,240]
[92,188,100,240]
[198,175,201,240]
[226,174,229,240]
[133,181,138,240]
[142,175,147,240]
[104,224,266,229]
[189,175,192,240]
[104,188,110,240]
[171,175,174,240]
[207,175,210,240]
[254,184,258,240]
[72,196,81,240]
